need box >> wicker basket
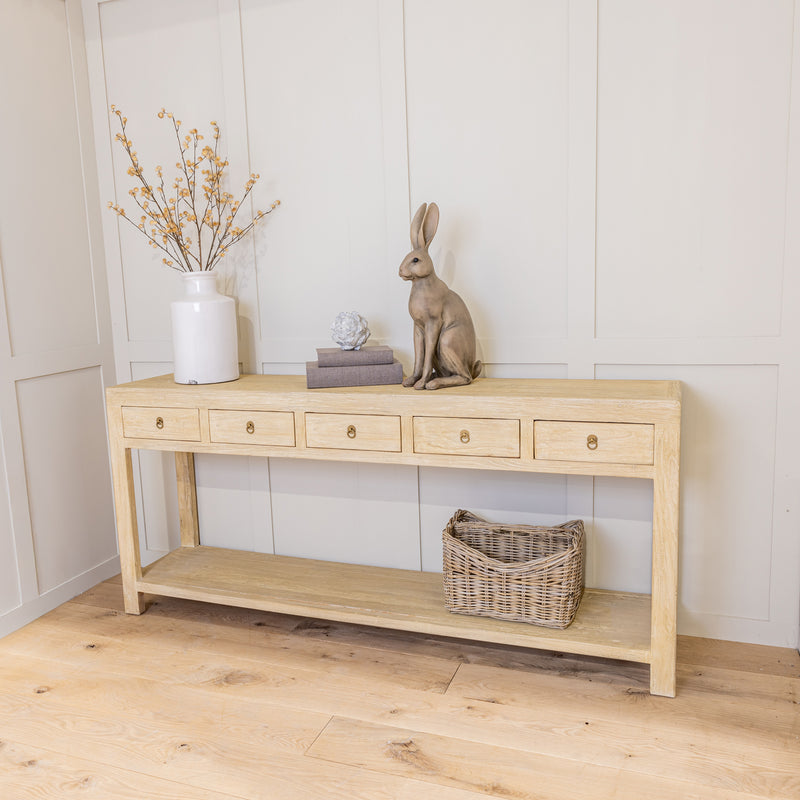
[442,509,585,629]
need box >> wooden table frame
[106,374,681,696]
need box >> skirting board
[0,554,121,639]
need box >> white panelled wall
[0,0,119,638]
[75,0,800,649]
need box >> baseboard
[0,555,121,639]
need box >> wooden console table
[106,374,681,696]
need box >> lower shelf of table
[136,545,652,664]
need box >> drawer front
[413,417,520,458]
[209,410,295,447]
[122,406,201,441]
[534,421,654,465]
[305,413,401,452]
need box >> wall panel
[0,0,98,357]
[16,368,116,594]
[596,0,793,339]
[99,0,228,343]
[596,364,779,627]
[195,455,272,553]
[241,0,409,360]
[591,478,653,594]
[404,0,570,345]
[270,458,421,569]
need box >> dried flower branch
[107,106,279,272]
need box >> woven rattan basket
[442,509,585,629]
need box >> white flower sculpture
[331,311,370,350]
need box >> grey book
[316,345,394,367]
[306,359,404,389]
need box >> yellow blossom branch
[110,107,194,271]
[108,106,278,272]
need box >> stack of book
[306,345,404,388]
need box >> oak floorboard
[448,659,799,732]
[445,663,800,796]
[307,716,768,800]
[1,577,797,799]
[7,603,459,694]
[0,738,247,800]
[677,636,800,679]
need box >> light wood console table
[106,374,681,696]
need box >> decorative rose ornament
[331,311,370,350]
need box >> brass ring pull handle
[246,421,255,434]
[155,417,164,430]
[587,434,598,450]
[346,425,357,439]
[460,430,470,444]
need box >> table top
[109,373,681,404]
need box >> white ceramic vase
[171,271,239,385]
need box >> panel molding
[378,0,412,259]
[0,253,38,604]
[771,0,800,649]
[9,346,107,383]
[566,0,599,378]
[124,334,789,370]
[81,0,135,384]
[218,0,262,368]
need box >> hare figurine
[399,202,482,390]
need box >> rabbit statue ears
[410,202,440,250]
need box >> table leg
[649,423,681,696]
[175,452,200,547]
[107,412,145,614]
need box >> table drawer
[534,421,654,465]
[305,413,401,452]
[413,417,520,458]
[122,406,201,441]
[209,410,295,447]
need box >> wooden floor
[0,576,798,799]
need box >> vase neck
[181,271,218,296]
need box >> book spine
[316,345,394,367]
[306,360,404,388]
